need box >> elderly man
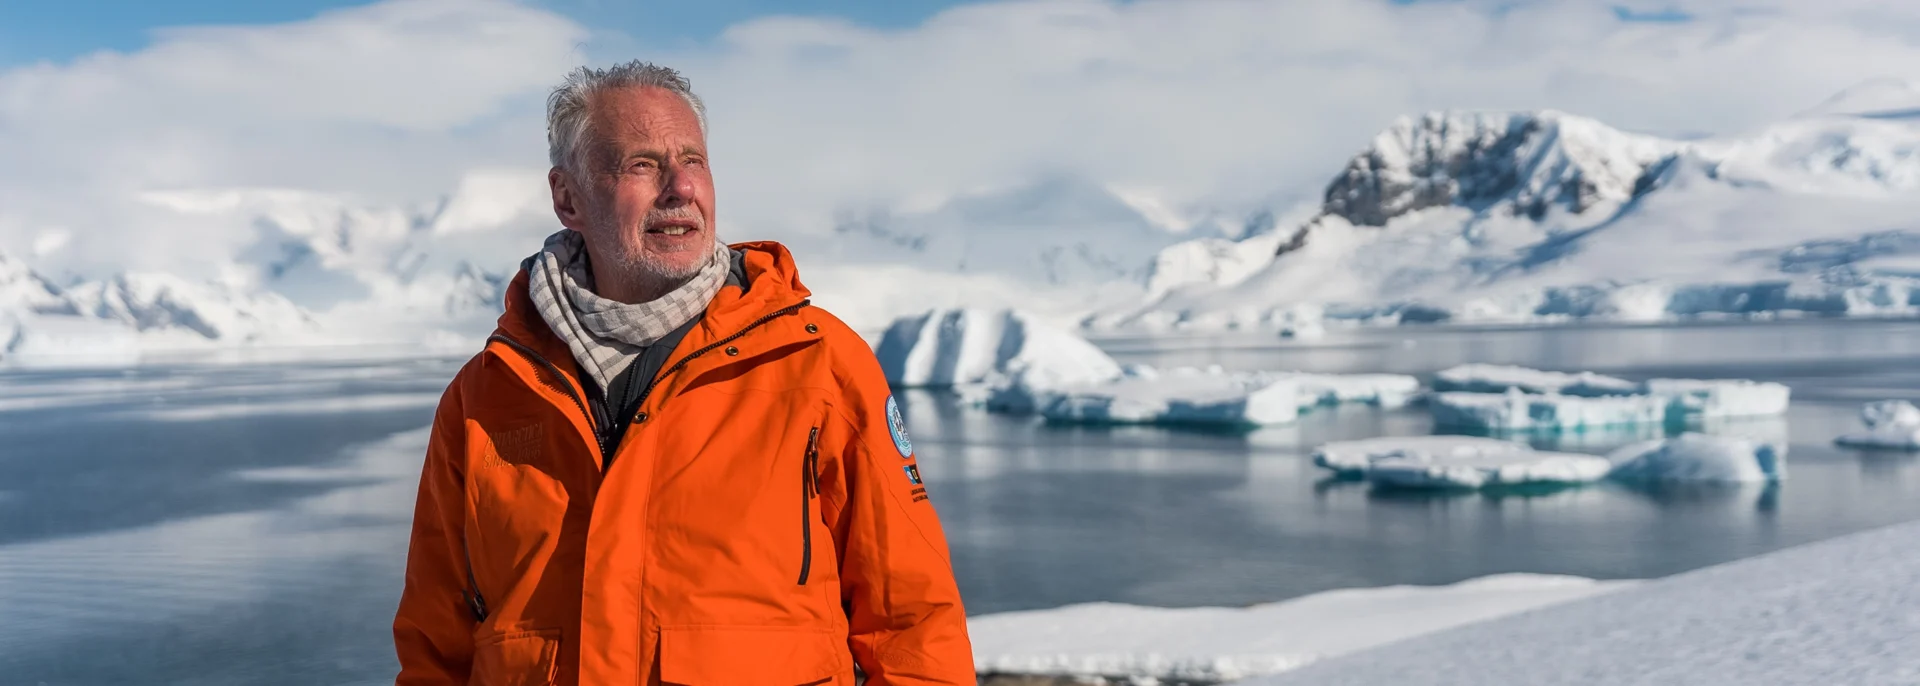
[392,61,974,685]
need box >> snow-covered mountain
[1102,81,1920,331]
[9,81,1919,364]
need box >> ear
[549,167,588,232]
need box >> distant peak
[1326,110,1677,226]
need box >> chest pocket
[658,626,847,685]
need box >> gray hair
[546,61,708,172]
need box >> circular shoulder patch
[885,395,913,459]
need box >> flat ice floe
[1606,433,1785,483]
[875,308,1121,388]
[1429,376,1790,432]
[992,366,1420,427]
[1312,436,1612,489]
[969,574,1631,685]
[1433,364,1638,396]
[1834,400,1920,450]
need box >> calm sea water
[6,319,1920,684]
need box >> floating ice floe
[1606,433,1785,483]
[889,309,1420,426]
[1430,379,1790,433]
[969,573,1632,685]
[990,366,1421,427]
[875,308,1122,388]
[1433,364,1639,396]
[1834,400,1920,450]
[1312,436,1613,489]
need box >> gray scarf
[524,229,731,392]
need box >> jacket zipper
[626,301,811,417]
[798,426,820,585]
[471,300,812,617]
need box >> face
[549,86,716,292]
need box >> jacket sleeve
[393,383,477,685]
[822,369,976,685]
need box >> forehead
[584,86,704,150]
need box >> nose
[657,163,696,209]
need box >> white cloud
[0,0,582,276]
[2,0,1919,319]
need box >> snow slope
[969,574,1632,685]
[1105,82,1920,331]
[1245,517,1920,686]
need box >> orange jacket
[393,241,974,685]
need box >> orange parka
[392,241,974,685]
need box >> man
[392,61,975,685]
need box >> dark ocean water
[6,319,1920,684]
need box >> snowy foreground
[879,308,1416,427]
[1246,518,1920,686]
[1314,434,1784,490]
[969,574,1633,684]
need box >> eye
[683,156,707,168]
[630,159,658,171]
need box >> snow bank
[970,574,1631,685]
[1606,434,1785,483]
[875,308,1122,388]
[1433,364,1638,396]
[1834,400,1920,450]
[1312,436,1612,489]
[1248,516,1920,686]
[989,367,1420,427]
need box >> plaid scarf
[524,229,731,392]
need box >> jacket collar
[493,240,812,372]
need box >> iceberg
[1834,400,1920,450]
[1312,436,1612,489]
[1429,377,1791,432]
[1433,364,1639,396]
[1642,378,1792,420]
[1606,433,1785,483]
[874,308,1122,389]
[1032,368,1304,427]
[990,366,1420,427]
[1430,390,1669,433]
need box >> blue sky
[0,0,973,67]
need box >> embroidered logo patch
[903,463,923,485]
[885,395,913,458]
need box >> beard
[585,205,715,292]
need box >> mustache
[643,206,705,231]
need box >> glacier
[1312,436,1612,489]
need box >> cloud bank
[1,0,1917,321]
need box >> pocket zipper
[798,426,820,586]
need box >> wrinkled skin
[549,86,716,304]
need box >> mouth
[645,222,701,237]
